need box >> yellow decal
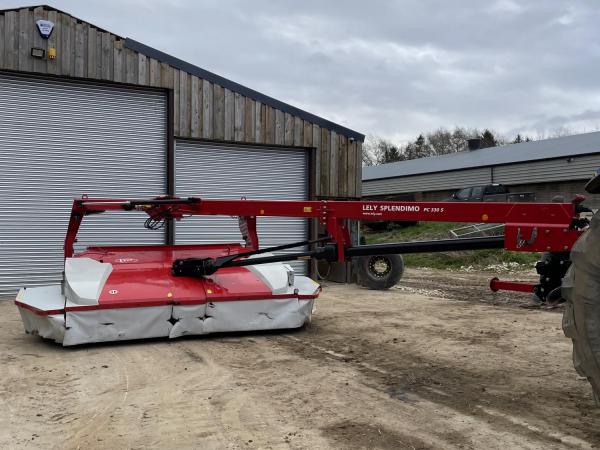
[260,209,265,215]
[303,206,312,213]
[481,214,489,221]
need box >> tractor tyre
[562,210,600,405]
[356,254,404,290]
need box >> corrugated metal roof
[363,131,600,181]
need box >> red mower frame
[65,196,585,258]
[62,195,588,296]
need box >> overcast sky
[2,0,599,143]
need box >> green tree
[377,141,404,164]
[480,129,497,148]
[405,134,432,160]
[512,133,533,144]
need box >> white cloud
[488,0,524,15]
[553,4,578,25]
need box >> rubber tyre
[562,211,600,405]
[356,254,404,290]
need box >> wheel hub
[369,256,391,278]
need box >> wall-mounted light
[31,47,45,59]
[48,47,56,59]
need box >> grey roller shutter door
[0,73,167,296]
[175,141,309,275]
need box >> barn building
[0,5,364,295]
[363,132,600,209]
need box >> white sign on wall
[36,19,54,39]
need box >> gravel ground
[1,268,599,449]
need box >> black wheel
[356,254,404,290]
[562,210,600,405]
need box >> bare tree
[535,127,575,141]
[426,128,454,155]
[362,135,405,166]
[362,135,377,166]
[362,125,519,166]
[549,126,575,138]
[426,127,477,155]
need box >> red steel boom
[65,196,585,262]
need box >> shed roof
[363,131,600,181]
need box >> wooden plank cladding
[0,5,363,199]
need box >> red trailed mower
[13,173,600,403]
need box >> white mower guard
[16,257,320,346]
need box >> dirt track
[1,268,599,449]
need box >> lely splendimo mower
[13,173,600,403]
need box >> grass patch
[362,222,540,270]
